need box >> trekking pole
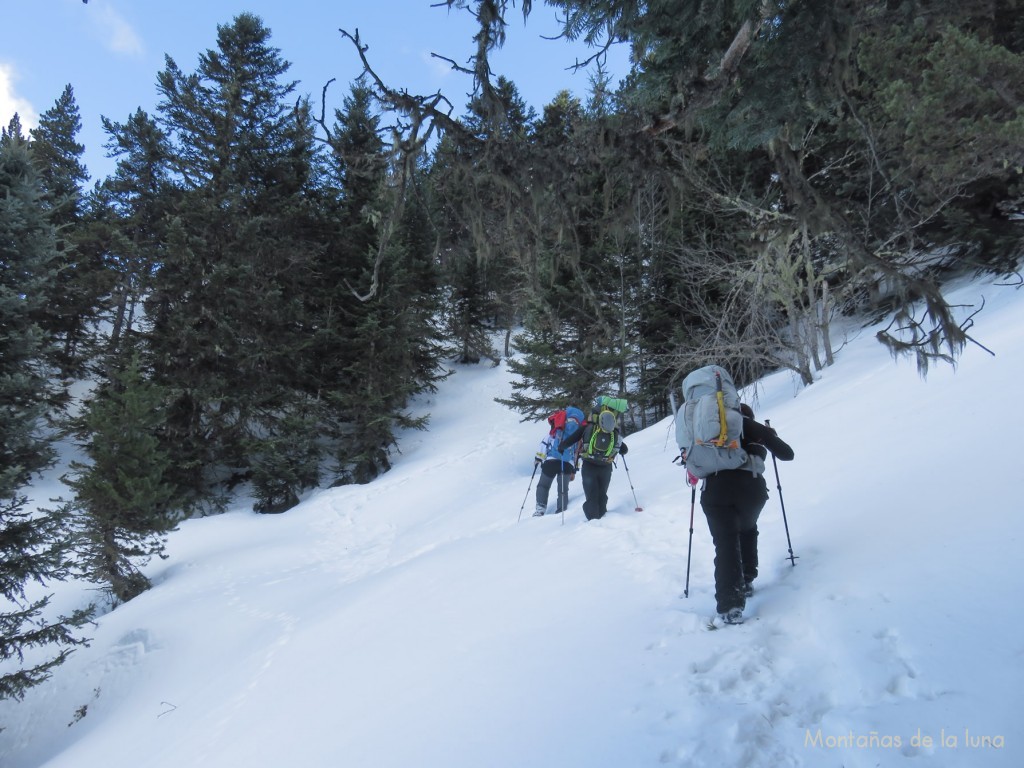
[517,462,540,522]
[569,457,581,525]
[766,419,797,566]
[683,485,696,598]
[620,454,643,512]
[557,469,565,526]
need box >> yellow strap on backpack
[711,369,740,449]
[714,389,728,447]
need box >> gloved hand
[535,452,545,466]
[686,469,699,488]
[619,442,628,455]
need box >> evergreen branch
[645,0,785,136]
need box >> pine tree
[29,85,89,215]
[430,77,538,364]
[554,0,1024,374]
[500,305,598,419]
[0,135,57,500]
[498,88,643,420]
[317,83,448,485]
[148,13,323,509]
[0,135,89,702]
[3,114,27,143]
[97,108,173,357]
[28,84,95,376]
[337,197,450,485]
[445,255,499,365]
[62,354,181,604]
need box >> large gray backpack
[674,365,748,478]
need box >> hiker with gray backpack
[558,396,629,521]
[675,365,794,625]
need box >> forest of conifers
[2,1,1022,699]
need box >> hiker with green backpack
[676,365,794,625]
[558,396,629,521]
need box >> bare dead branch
[325,27,489,301]
[338,27,473,143]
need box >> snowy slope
[1,275,1022,768]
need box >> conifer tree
[29,85,89,212]
[62,354,181,603]
[317,83,448,485]
[499,89,642,419]
[547,0,1024,375]
[430,77,537,364]
[148,13,323,509]
[3,114,27,143]
[0,135,89,702]
[28,84,95,376]
[97,108,173,356]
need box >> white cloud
[0,62,38,132]
[91,2,144,56]
[423,49,458,84]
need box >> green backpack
[584,396,627,462]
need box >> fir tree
[317,84,448,485]
[0,135,89,702]
[28,84,95,376]
[0,136,58,507]
[498,88,643,420]
[148,13,323,509]
[97,108,173,357]
[29,85,89,218]
[430,77,538,364]
[62,354,181,604]
[3,114,27,144]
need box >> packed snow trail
[1,276,1021,767]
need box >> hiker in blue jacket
[533,406,585,516]
[697,403,794,624]
[558,398,628,521]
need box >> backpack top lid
[591,396,627,426]
[682,365,737,404]
[596,395,628,414]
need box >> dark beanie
[739,403,754,419]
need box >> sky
[0,0,630,184]
[0,273,1021,767]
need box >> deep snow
[1,274,1022,768]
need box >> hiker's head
[739,403,754,419]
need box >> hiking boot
[533,505,545,517]
[720,607,744,625]
[742,581,754,598]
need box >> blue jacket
[536,406,585,465]
[538,431,579,465]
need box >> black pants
[580,460,614,520]
[700,470,768,613]
[536,460,573,512]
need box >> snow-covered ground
[1,274,1021,767]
